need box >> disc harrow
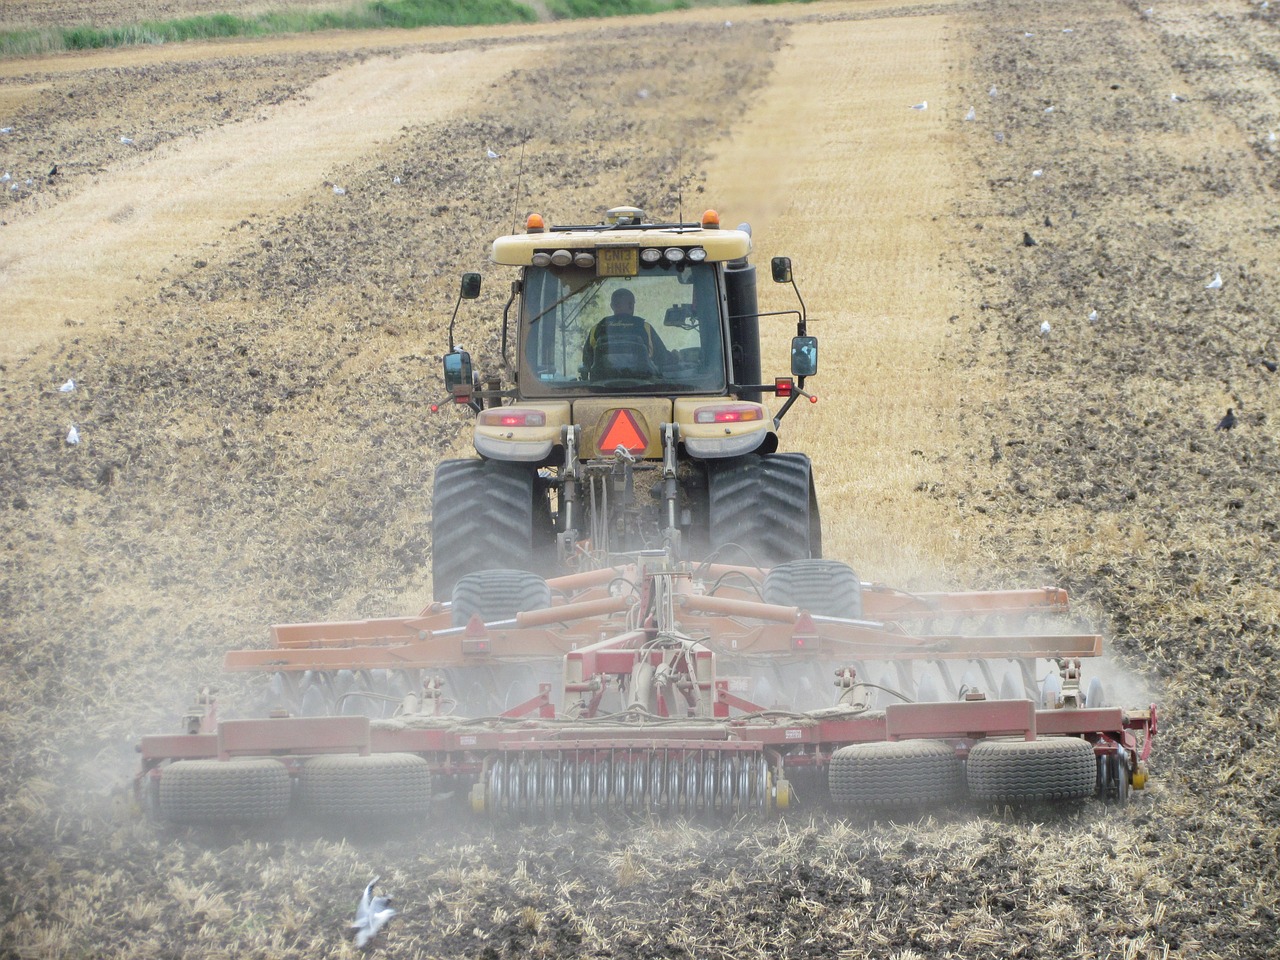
[137,554,1156,825]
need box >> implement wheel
[451,569,552,627]
[763,558,862,618]
[297,753,432,819]
[708,452,821,566]
[159,759,290,824]
[967,737,1096,804]
[829,739,962,808]
[431,459,548,602]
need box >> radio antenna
[511,141,526,233]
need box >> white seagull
[964,106,976,121]
[66,426,80,445]
[909,100,927,110]
[350,876,396,949]
[1039,320,1052,338]
[1205,272,1223,290]
[486,148,500,159]
[59,379,76,392]
[1088,309,1099,323]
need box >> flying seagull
[350,876,396,949]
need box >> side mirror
[460,273,482,299]
[771,257,793,284]
[443,349,474,401]
[791,336,818,378]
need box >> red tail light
[478,409,547,428]
[694,404,764,425]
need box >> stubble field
[1,0,1278,957]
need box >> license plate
[596,247,639,277]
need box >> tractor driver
[582,287,670,378]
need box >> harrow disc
[159,758,291,825]
[828,739,963,808]
[297,752,432,819]
[481,749,769,818]
[966,736,1096,804]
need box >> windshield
[519,261,727,396]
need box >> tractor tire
[297,752,432,819]
[451,569,553,627]
[762,559,862,618]
[431,459,547,601]
[707,452,821,566]
[966,736,1097,804]
[829,739,962,808]
[159,758,291,825]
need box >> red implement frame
[138,561,1156,808]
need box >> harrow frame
[137,556,1157,820]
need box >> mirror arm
[500,281,518,376]
[446,293,463,352]
[773,391,801,428]
[789,280,807,336]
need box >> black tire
[762,559,862,618]
[829,739,962,808]
[966,737,1097,804]
[159,759,291,824]
[431,459,546,601]
[707,452,821,566]
[297,753,432,819]
[451,569,552,627]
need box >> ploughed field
[1,0,1278,957]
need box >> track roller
[966,736,1096,804]
[829,739,963,808]
[158,758,291,825]
[297,752,432,819]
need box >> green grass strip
[0,0,537,57]
[543,0,690,19]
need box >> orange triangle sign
[599,409,648,454]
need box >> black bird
[1043,215,1053,228]
[1260,359,1277,373]
[1023,231,1037,247]
[1215,408,1237,432]
[48,164,58,177]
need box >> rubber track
[708,452,818,566]
[829,739,963,807]
[431,459,535,601]
[762,558,862,618]
[451,568,552,626]
[297,752,432,818]
[966,737,1097,803]
[159,759,291,824]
